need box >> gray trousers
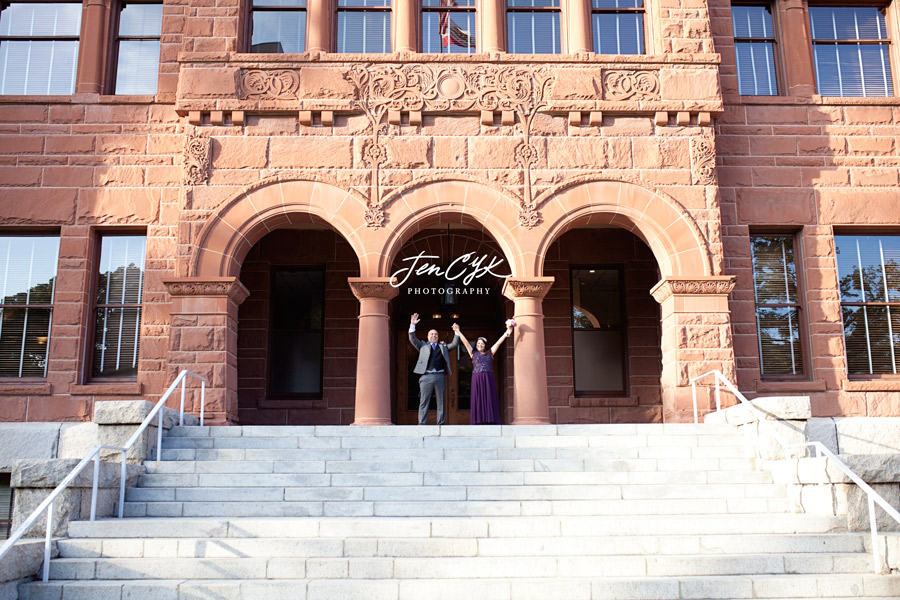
[418,372,447,425]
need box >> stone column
[480,0,505,53]
[307,0,332,53]
[394,0,417,52]
[349,278,400,425]
[163,278,249,425]
[777,0,817,96]
[566,0,591,53]
[76,0,112,93]
[502,277,555,425]
[650,276,737,423]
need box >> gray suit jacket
[409,330,460,376]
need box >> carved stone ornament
[239,69,301,100]
[650,276,737,303]
[346,64,556,115]
[364,205,385,229]
[518,206,541,229]
[502,277,556,301]
[691,137,717,186]
[362,140,388,169]
[515,142,540,170]
[184,135,211,186]
[602,70,661,101]
[348,279,401,301]
[164,278,250,305]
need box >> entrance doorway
[391,227,510,425]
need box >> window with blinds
[270,268,324,395]
[750,235,805,377]
[507,0,560,54]
[592,0,644,55]
[0,3,81,95]
[423,0,475,54]
[571,268,626,394]
[251,0,306,53]
[0,236,59,378]
[732,4,778,95]
[92,236,146,378]
[835,235,900,376]
[0,473,11,540]
[810,6,893,97]
[337,0,391,53]
[114,3,163,94]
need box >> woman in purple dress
[451,323,512,425]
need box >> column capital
[163,277,250,304]
[348,277,400,301]
[650,276,736,303]
[502,277,555,301]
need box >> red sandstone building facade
[0,0,898,427]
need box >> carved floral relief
[691,137,717,186]
[184,135,211,186]
[239,69,301,100]
[602,70,661,101]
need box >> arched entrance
[390,226,512,424]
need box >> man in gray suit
[409,313,460,425]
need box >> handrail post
[180,377,186,426]
[200,379,206,427]
[869,496,881,573]
[714,376,721,412]
[692,381,698,424]
[43,502,53,582]
[118,450,127,519]
[157,407,164,467]
[90,454,100,521]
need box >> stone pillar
[307,0,332,53]
[76,0,112,93]
[394,0,417,52]
[480,0,505,53]
[777,0,817,96]
[163,278,249,425]
[502,277,554,425]
[567,0,591,53]
[349,278,399,425]
[651,276,737,423]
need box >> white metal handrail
[691,369,900,574]
[0,369,206,581]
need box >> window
[250,0,306,53]
[0,3,81,95]
[810,6,893,97]
[571,268,626,394]
[592,0,644,54]
[750,235,805,377]
[92,235,146,378]
[113,2,162,94]
[507,0,560,54]
[423,0,475,54]
[835,235,900,376]
[269,268,324,395]
[336,0,390,53]
[0,473,11,540]
[0,236,59,378]
[732,4,778,95]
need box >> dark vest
[426,344,447,372]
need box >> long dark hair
[475,337,488,353]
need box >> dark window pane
[423,10,476,53]
[424,0,474,6]
[338,0,389,6]
[252,11,307,53]
[751,236,797,304]
[810,6,892,97]
[270,270,324,395]
[573,330,624,392]
[0,473,11,540]
[507,12,560,53]
[96,237,146,305]
[592,0,641,8]
[0,237,59,306]
[756,306,802,375]
[337,11,391,52]
[115,40,160,94]
[836,236,900,303]
[572,269,620,329]
[92,307,141,377]
[271,331,323,394]
[842,305,899,375]
[0,308,52,377]
[593,13,643,54]
[272,271,323,330]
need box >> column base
[511,417,552,425]
[351,418,395,426]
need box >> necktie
[432,343,437,351]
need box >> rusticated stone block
[269,137,352,168]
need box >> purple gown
[470,351,501,425]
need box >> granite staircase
[18,424,900,599]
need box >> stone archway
[534,178,735,422]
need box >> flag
[438,0,474,49]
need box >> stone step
[46,551,879,581]
[124,482,784,503]
[121,497,793,518]
[67,515,849,539]
[55,533,870,560]
[158,446,751,461]
[23,574,900,600]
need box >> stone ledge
[0,424,61,472]
[0,383,51,396]
[0,540,57,584]
[756,380,827,393]
[11,459,144,488]
[69,382,143,396]
[841,379,900,391]
[703,396,812,426]
[93,400,198,428]
[765,454,900,485]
